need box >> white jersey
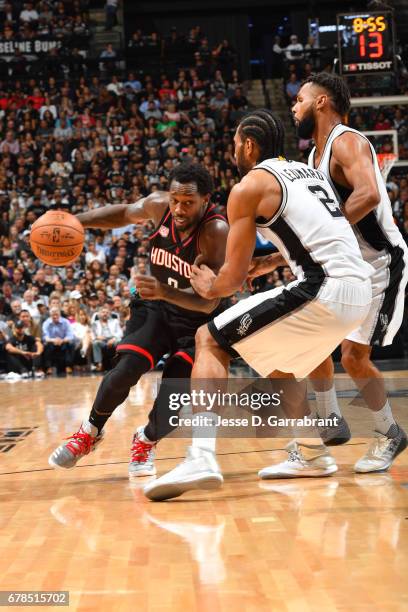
[308,123,407,264]
[254,157,372,284]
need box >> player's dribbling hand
[190,263,216,298]
[134,274,164,300]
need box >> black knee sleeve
[144,356,193,442]
[89,353,151,432]
[106,352,149,390]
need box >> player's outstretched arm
[332,133,381,224]
[76,191,169,229]
[135,218,229,313]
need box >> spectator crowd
[0,0,90,39]
[0,14,255,378]
[0,1,91,82]
[127,26,239,80]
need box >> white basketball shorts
[208,277,372,378]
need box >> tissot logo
[344,61,392,72]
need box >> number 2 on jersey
[307,185,343,218]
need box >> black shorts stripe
[209,275,326,349]
[208,320,240,358]
[208,216,326,353]
[371,245,406,346]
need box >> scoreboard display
[337,11,396,76]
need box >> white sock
[82,420,98,436]
[192,411,217,453]
[372,401,396,436]
[314,386,341,418]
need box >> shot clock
[337,11,396,76]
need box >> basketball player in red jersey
[251,73,407,474]
[49,162,228,476]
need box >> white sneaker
[35,371,45,379]
[6,372,22,381]
[128,426,157,478]
[354,425,407,473]
[144,446,223,501]
[258,440,338,479]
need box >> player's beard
[174,218,192,232]
[297,108,316,139]
[175,212,200,233]
[236,148,252,178]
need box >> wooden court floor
[1,373,407,612]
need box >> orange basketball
[30,210,85,266]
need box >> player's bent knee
[309,356,334,379]
[113,352,150,386]
[341,344,369,375]
[195,324,216,350]
[341,352,357,374]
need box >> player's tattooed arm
[246,253,287,289]
[331,133,381,224]
[76,191,169,229]
[135,219,229,314]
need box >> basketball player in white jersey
[144,109,373,501]
[291,72,407,473]
[248,74,408,473]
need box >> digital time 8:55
[352,15,387,33]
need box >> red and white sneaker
[48,420,104,469]
[128,427,157,478]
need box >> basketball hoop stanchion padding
[377,153,397,182]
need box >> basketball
[30,210,85,266]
